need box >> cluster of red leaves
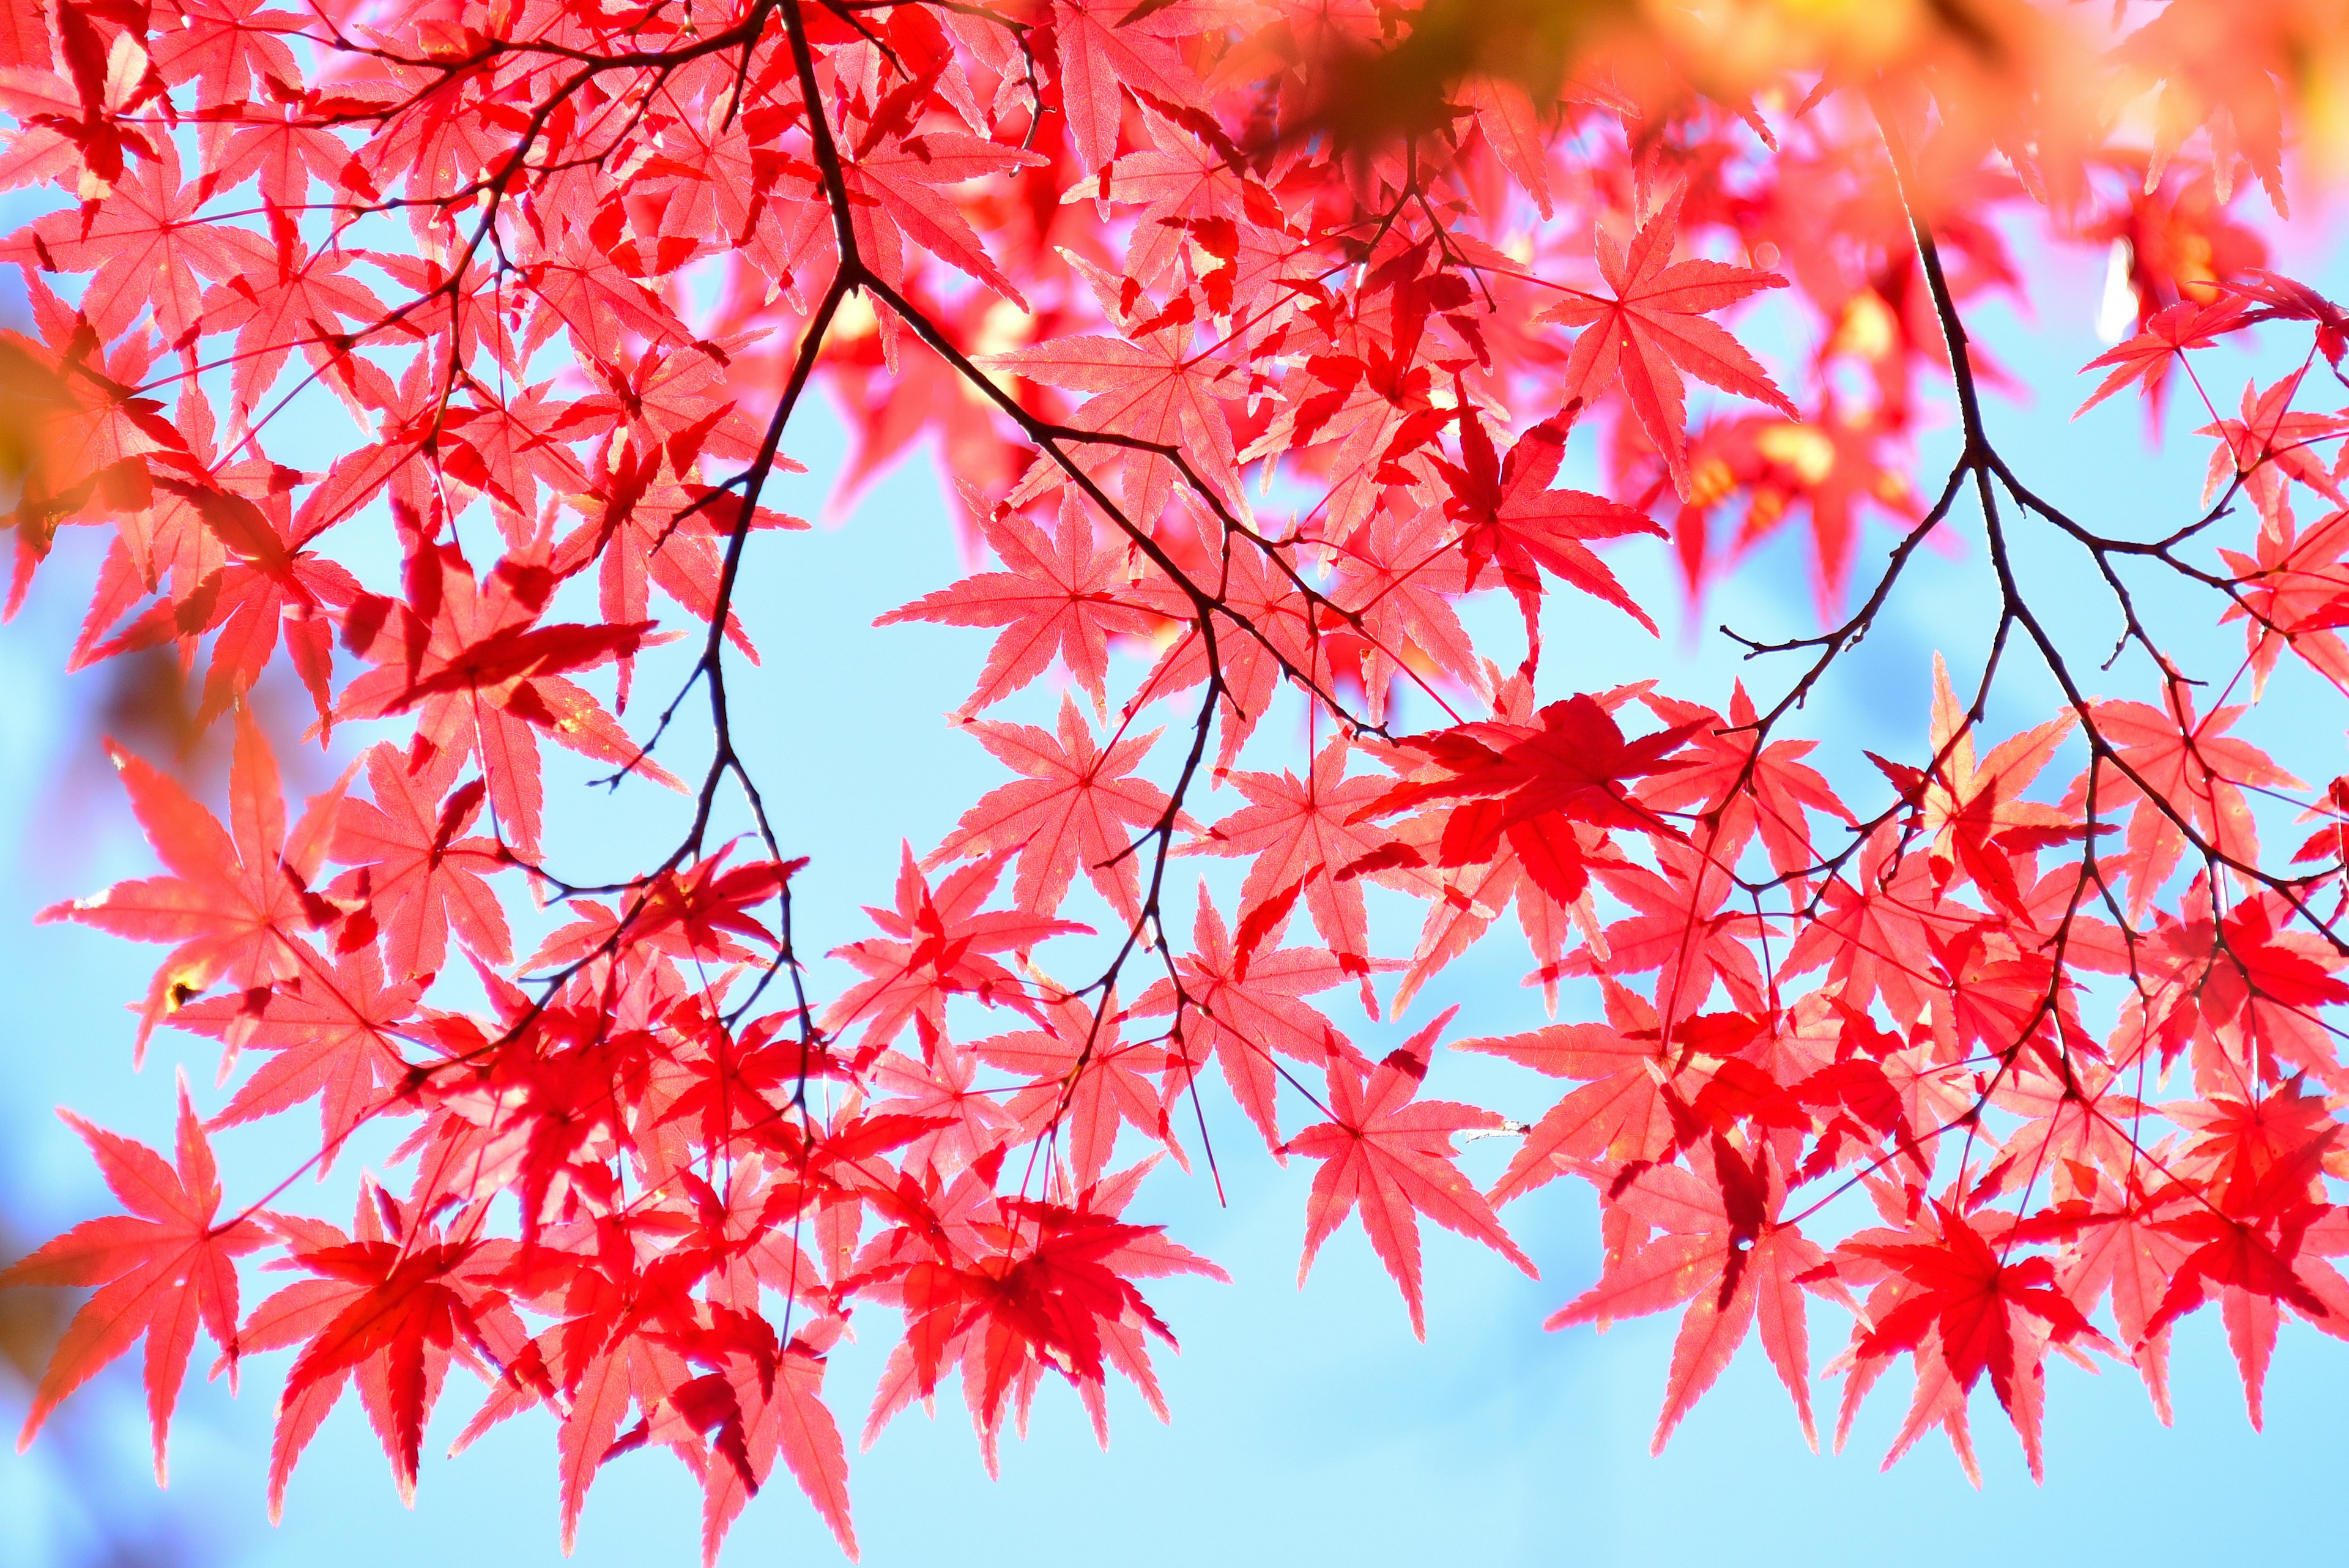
[8,0,2349,1557]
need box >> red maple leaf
[1188,735,1427,1014]
[1048,0,1204,180]
[1637,682,1855,878]
[971,990,1178,1188]
[1542,191,1795,495]
[1442,409,1664,653]
[330,743,512,979]
[1780,824,1976,1030]
[1357,691,1700,904]
[1283,1008,1537,1338]
[1548,1144,1845,1451]
[179,942,423,1156]
[986,284,1244,529]
[335,539,680,858]
[841,121,1048,301]
[8,143,264,343]
[2079,676,2298,920]
[688,1331,858,1564]
[549,440,801,708]
[928,694,1177,920]
[856,1161,1223,1470]
[200,220,393,422]
[451,1252,702,1553]
[1911,654,2080,919]
[876,491,1158,718]
[1323,497,1489,728]
[1,1074,267,1481]
[240,1190,524,1515]
[1458,981,1691,1205]
[823,845,1090,1062]
[2075,297,2252,415]
[39,708,341,1057]
[83,472,362,729]
[1133,883,1370,1151]
[1838,1202,2111,1480]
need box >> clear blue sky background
[5,196,2349,1568]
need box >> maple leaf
[928,694,1176,921]
[1283,1008,1536,1339]
[2189,894,2349,1089]
[1323,497,1490,729]
[2074,297,2251,415]
[484,1302,690,1550]
[1071,104,1267,290]
[83,472,364,730]
[450,1237,756,1551]
[152,0,304,110]
[0,1073,266,1481]
[869,1042,1022,1178]
[2136,1185,2349,1429]
[0,0,51,71]
[691,1334,859,1564]
[1129,522,1322,771]
[1458,981,1691,1205]
[180,942,422,1156]
[1838,1203,2112,1480]
[971,990,1178,1188]
[878,491,1159,718]
[1548,1145,1845,1451]
[1187,736,1425,1014]
[2194,370,2349,531]
[1729,404,1928,612]
[7,143,267,343]
[1461,75,1554,218]
[1362,677,1594,1016]
[1915,653,2079,919]
[1563,842,1771,1023]
[1442,409,1664,654]
[823,845,1089,1062]
[522,227,691,365]
[201,226,393,422]
[1638,683,1855,877]
[204,113,358,211]
[829,303,1032,528]
[39,708,341,1058]
[858,1162,1223,1470]
[335,540,680,859]
[1133,883,1368,1151]
[550,437,802,705]
[1048,0,1206,180]
[330,743,511,979]
[241,1191,524,1514]
[2218,506,2349,697]
[986,288,1244,530]
[1780,825,1977,1030]
[841,124,1048,302]
[2077,676,2298,920]
[1928,926,2083,1077]
[1540,191,1796,496]
[2058,1179,2202,1421]
[1234,293,1453,541]
[2219,267,2349,350]
[1356,691,1700,905]
[2115,0,2295,213]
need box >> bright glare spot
[1757,422,1836,485]
[2095,238,2139,345]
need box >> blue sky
[6,203,2349,1568]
